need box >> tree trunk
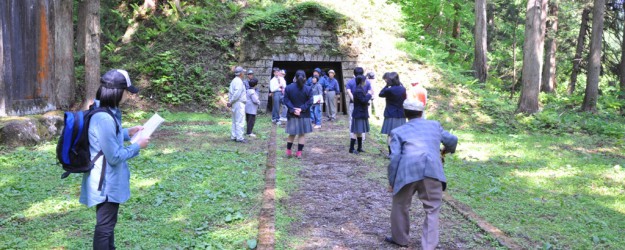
[517,0,548,114]
[511,15,520,98]
[53,0,74,109]
[0,5,5,116]
[582,0,605,112]
[473,0,488,83]
[619,13,625,100]
[487,2,495,52]
[541,0,558,93]
[76,0,87,59]
[450,3,461,55]
[82,0,100,109]
[569,8,590,95]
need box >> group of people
[228,65,456,249]
[229,66,342,144]
[73,65,455,250]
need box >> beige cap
[403,99,425,111]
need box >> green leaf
[593,236,600,244]
[225,214,232,222]
[247,239,257,249]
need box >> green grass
[0,112,270,249]
[444,131,625,249]
[274,128,306,249]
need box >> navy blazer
[352,85,372,119]
[283,83,313,118]
[379,85,407,118]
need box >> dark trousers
[94,201,119,250]
[246,113,256,135]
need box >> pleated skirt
[350,118,370,133]
[286,117,313,135]
[381,117,406,134]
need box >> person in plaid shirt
[385,99,458,249]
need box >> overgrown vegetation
[99,0,243,110]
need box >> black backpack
[56,107,119,191]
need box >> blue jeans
[310,104,322,125]
[271,92,282,121]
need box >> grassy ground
[0,112,271,249]
[443,131,625,249]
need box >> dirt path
[278,115,500,249]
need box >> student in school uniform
[80,69,150,250]
[379,72,407,157]
[309,76,323,129]
[349,75,373,154]
[283,70,313,158]
[245,78,260,137]
[346,67,372,141]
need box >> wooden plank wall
[0,0,59,116]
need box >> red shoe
[295,151,302,158]
[286,149,292,157]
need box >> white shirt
[269,76,283,92]
[229,77,247,104]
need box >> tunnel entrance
[270,61,347,115]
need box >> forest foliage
[391,0,625,138]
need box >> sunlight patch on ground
[161,147,177,154]
[167,212,188,223]
[457,141,493,161]
[603,166,625,185]
[605,199,625,215]
[202,220,258,241]
[23,196,81,219]
[512,167,580,180]
[132,178,160,189]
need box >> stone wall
[240,17,363,112]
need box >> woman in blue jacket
[283,70,313,158]
[80,69,150,250]
[350,75,373,154]
[379,72,407,157]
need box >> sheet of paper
[130,113,165,144]
[313,95,323,104]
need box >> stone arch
[238,3,364,113]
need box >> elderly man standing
[228,66,247,143]
[385,99,458,249]
[243,69,255,90]
[324,69,340,121]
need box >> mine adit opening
[270,61,347,115]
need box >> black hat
[101,69,139,93]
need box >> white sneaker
[314,125,321,129]
[279,117,287,122]
[248,133,257,137]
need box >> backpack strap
[96,151,106,191]
[91,108,120,135]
